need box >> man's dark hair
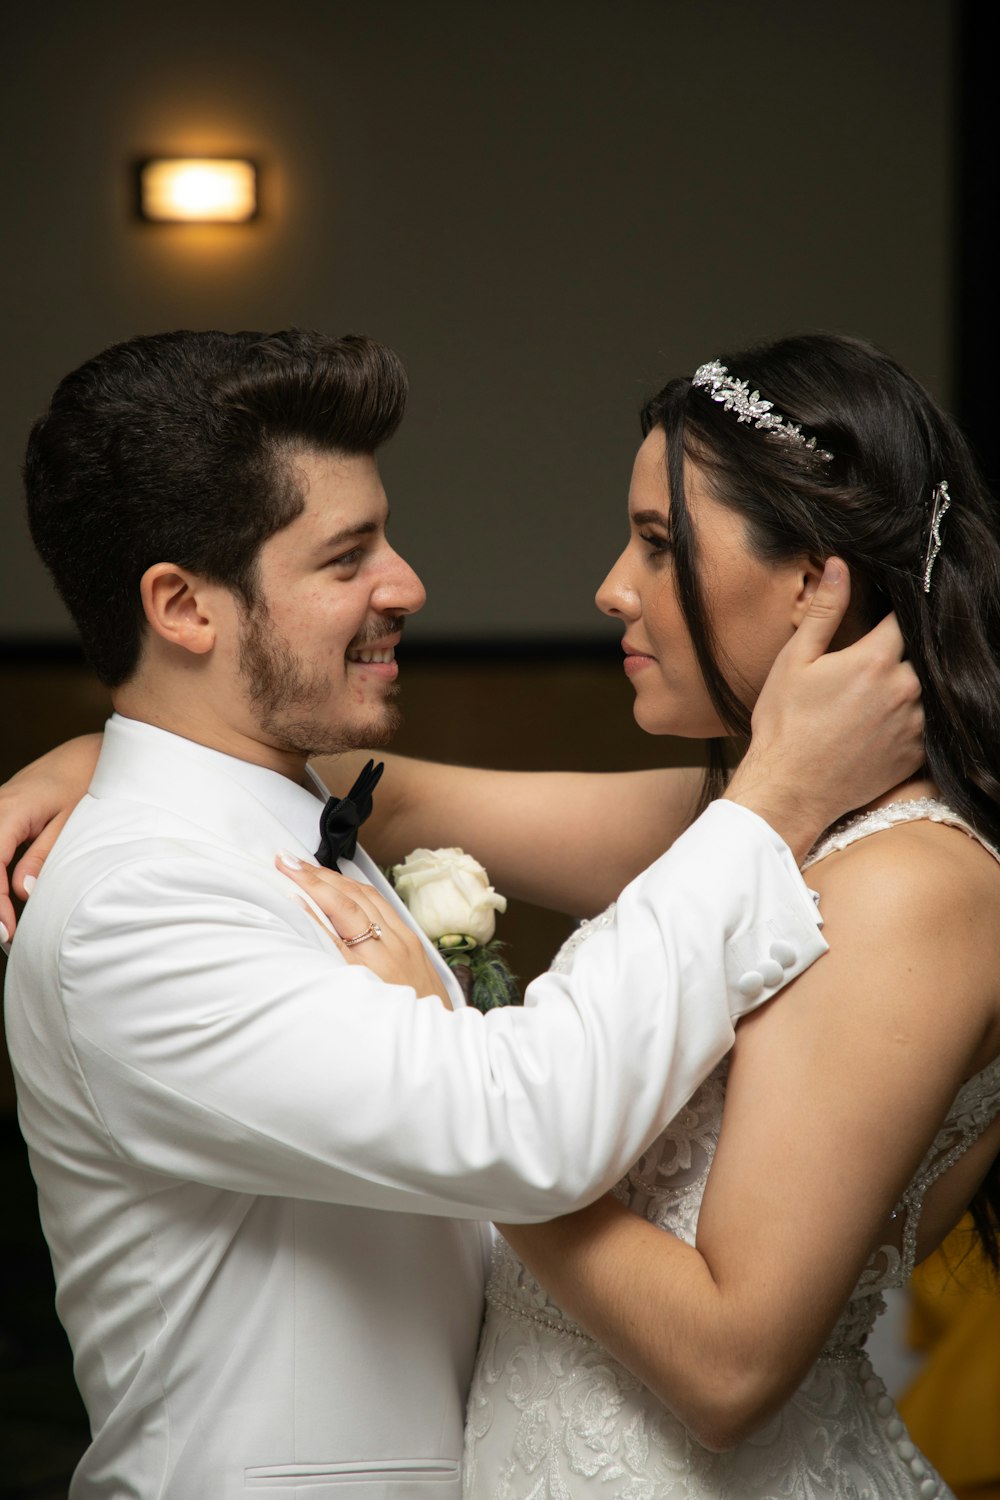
[25,329,408,686]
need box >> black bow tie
[315,759,385,870]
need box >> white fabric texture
[3,716,825,1500]
[464,800,1000,1500]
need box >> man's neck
[111,691,310,784]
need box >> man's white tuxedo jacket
[4,715,826,1500]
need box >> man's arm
[7,801,825,1224]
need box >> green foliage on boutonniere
[436,935,521,1011]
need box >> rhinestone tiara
[691,359,833,461]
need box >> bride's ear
[789,557,826,628]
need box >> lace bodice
[465,800,1000,1499]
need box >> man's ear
[139,564,217,656]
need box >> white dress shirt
[4,714,827,1500]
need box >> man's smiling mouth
[346,646,396,664]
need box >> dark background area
[1,1,996,1493]
[0,0,961,644]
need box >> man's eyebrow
[317,518,382,551]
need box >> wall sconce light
[136,158,258,223]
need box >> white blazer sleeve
[49,799,825,1221]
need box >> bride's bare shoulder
[806,810,1000,1046]
[731,807,1000,1093]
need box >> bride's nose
[596,552,639,622]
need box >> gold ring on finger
[344,920,383,947]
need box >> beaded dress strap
[803,796,1000,871]
[805,797,1000,1281]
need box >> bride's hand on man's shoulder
[0,733,104,942]
[275,854,454,1010]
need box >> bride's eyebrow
[631,508,670,528]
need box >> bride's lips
[621,639,656,676]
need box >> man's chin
[351,701,403,751]
[266,700,403,758]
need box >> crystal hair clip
[922,480,951,593]
[691,360,834,461]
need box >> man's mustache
[347,617,405,651]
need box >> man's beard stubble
[237,605,402,758]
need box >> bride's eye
[639,531,672,557]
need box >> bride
[450,333,1000,1498]
[3,333,999,1496]
[293,334,1000,1498]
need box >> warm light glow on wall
[137,158,258,223]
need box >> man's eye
[328,548,362,568]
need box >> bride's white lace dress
[464,801,1000,1500]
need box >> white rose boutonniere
[391,848,520,1012]
[392,847,506,948]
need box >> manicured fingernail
[277,850,304,870]
[23,876,36,896]
[0,922,9,945]
[822,558,843,585]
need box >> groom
[5,329,919,1500]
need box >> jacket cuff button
[737,970,765,999]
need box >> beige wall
[0,0,953,644]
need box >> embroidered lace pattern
[464,801,1000,1500]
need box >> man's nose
[375,548,427,617]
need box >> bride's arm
[0,732,702,933]
[0,570,923,935]
[499,821,1000,1451]
[316,596,925,917]
[319,751,704,917]
[0,734,103,941]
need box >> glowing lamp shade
[137,158,258,223]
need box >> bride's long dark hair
[642,332,1000,1265]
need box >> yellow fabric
[899,1224,1000,1498]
